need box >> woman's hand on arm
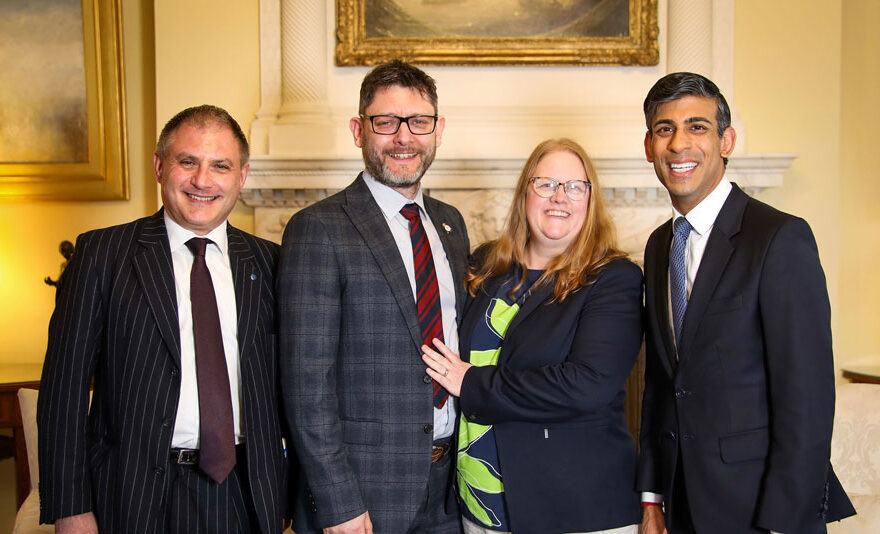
[421,338,472,397]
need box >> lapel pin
[250,273,258,281]
[442,223,452,234]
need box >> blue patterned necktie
[670,217,693,348]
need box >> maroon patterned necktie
[400,204,449,409]
[185,238,236,483]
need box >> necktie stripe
[400,203,449,409]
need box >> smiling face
[645,95,736,214]
[350,85,445,199]
[154,122,248,235]
[524,149,590,266]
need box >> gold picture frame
[0,0,128,201]
[337,0,659,66]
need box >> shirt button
[422,375,432,384]
[423,424,433,434]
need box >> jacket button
[170,368,179,377]
[161,418,172,428]
[423,424,433,434]
[664,431,677,441]
[675,389,690,399]
[423,375,432,384]
[154,466,165,475]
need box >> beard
[362,137,437,188]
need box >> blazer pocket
[340,419,381,446]
[705,294,742,316]
[719,427,769,463]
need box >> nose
[393,120,415,144]
[668,128,690,153]
[191,163,212,189]
[551,183,568,203]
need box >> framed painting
[337,0,659,66]
[0,0,128,201]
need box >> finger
[430,338,460,361]
[421,344,443,361]
[425,366,449,386]
[421,353,444,371]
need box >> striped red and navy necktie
[400,203,449,408]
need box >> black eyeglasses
[360,114,438,135]
[530,177,592,200]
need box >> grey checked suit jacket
[38,210,289,533]
[278,175,470,532]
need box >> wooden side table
[0,364,42,509]
[841,364,880,385]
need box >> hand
[324,511,372,534]
[56,512,99,534]
[640,505,666,534]
[421,338,472,397]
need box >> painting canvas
[0,0,88,164]
[0,0,128,200]
[365,0,630,39]
[337,0,658,66]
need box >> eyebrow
[652,116,713,128]
[175,152,235,166]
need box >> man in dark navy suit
[39,105,289,533]
[637,72,855,534]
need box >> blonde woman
[423,139,642,534]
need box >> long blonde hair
[465,138,624,301]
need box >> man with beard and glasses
[279,60,470,534]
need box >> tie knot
[674,217,692,239]
[185,237,212,257]
[400,203,420,222]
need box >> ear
[644,131,654,163]
[239,162,250,188]
[720,126,736,158]
[153,153,164,183]
[350,116,365,148]
[433,116,446,147]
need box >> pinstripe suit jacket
[37,210,288,533]
[278,175,469,532]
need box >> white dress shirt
[363,172,459,440]
[165,213,243,448]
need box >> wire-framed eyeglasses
[530,177,592,200]
[360,114,438,135]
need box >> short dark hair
[358,60,438,115]
[156,105,249,165]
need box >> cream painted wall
[153,0,261,233]
[839,0,880,365]
[0,0,156,365]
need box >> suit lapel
[342,175,424,351]
[133,210,181,365]
[424,197,468,324]
[678,184,747,356]
[227,226,258,364]
[650,221,677,375]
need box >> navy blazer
[458,256,643,534]
[637,184,856,533]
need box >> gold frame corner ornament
[336,0,659,67]
[0,0,128,201]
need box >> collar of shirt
[362,171,427,220]
[164,212,229,258]
[671,176,732,236]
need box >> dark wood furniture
[842,364,880,385]
[0,364,42,509]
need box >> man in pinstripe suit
[279,61,469,533]
[38,105,290,533]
